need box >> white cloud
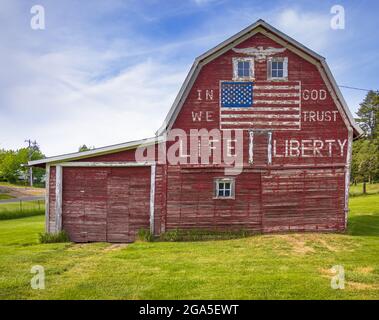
[1,54,185,155]
[274,9,332,52]
[0,1,189,155]
[0,2,368,156]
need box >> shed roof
[28,136,162,166]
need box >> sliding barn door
[106,168,131,242]
[62,166,151,242]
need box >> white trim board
[29,136,164,166]
[45,164,50,232]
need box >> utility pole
[25,139,37,187]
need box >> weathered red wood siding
[46,27,353,241]
[70,146,165,236]
[164,31,350,233]
[165,166,262,231]
[261,168,346,232]
[61,166,151,242]
[172,33,348,166]
[48,147,166,241]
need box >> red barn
[30,20,362,242]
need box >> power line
[338,85,377,92]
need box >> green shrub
[137,228,154,242]
[160,229,180,241]
[158,229,251,242]
[39,231,70,243]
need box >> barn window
[268,57,288,80]
[233,57,254,80]
[214,178,235,199]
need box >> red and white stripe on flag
[220,80,301,131]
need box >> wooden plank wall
[63,168,108,242]
[164,166,345,233]
[59,166,152,242]
[44,30,353,239]
[165,166,262,232]
[261,168,346,232]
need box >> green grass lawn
[0,200,44,220]
[350,183,379,196]
[0,181,44,188]
[0,194,14,200]
[0,195,378,300]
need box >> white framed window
[214,178,235,199]
[232,57,254,81]
[267,57,288,80]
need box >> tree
[351,91,379,193]
[352,139,379,193]
[29,147,45,185]
[78,144,94,152]
[0,150,20,183]
[0,149,6,180]
[356,90,379,138]
[0,146,45,184]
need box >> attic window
[268,57,288,80]
[214,178,235,199]
[233,58,254,81]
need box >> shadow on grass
[348,213,379,237]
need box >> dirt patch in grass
[355,266,374,274]
[319,267,333,276]
[0,185,45,198]
[288,234,359,254]
[347,281,375,290]
[103,244,129,252]
[319,267,377,291]
[278,235,315,255]
[313,238,339,252]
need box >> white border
[52,161,156,236]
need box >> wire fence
[17,199,43,212]
[0,198,45,213]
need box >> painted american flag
[220,81,301,130]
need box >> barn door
[62,168,107,242]
[106,169,130,242]
[83,169,108,242]
[62,166,151,243]
[249,130,271,165]
[106,167,151,242]
[62,168,87,242]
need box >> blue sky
[1,0,378,155]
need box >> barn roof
[30,19,362,167]
[28,136,162,166]
[156,19,363,137]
